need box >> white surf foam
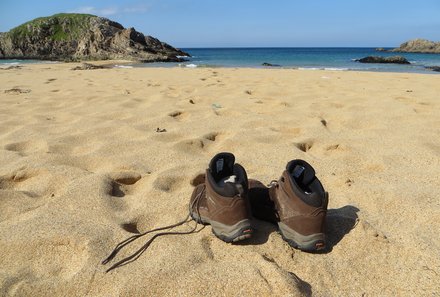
[114,65,133,69]
[324,67,348,71]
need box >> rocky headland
[376,39,440,54]
[0,13,189,62]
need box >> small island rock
[262,62,281,67]
[355,56,410,64]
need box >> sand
[0,63,439,296]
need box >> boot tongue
[209,152,235,179]
[287,160,316,187]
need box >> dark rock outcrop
[0,13,189,62]
[262,62,281,67]
[425,66,440,72]
[391,39,440,54]
[355,56,410,64]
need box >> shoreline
[3,46,440,75]
[2,59,440,75]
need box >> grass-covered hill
[0,13,188,62]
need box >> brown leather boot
[190,152,253,243]
[268,160,328,251]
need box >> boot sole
[278,222,325,252]
[190,212,252,243]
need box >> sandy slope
[0,63,439,296]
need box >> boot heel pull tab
[268,180,279,188]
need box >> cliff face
[391,39,440,54]
[0,13,189,62]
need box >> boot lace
[102,187,206,272]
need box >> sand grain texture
[1,64,439,296]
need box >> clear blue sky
[1,0,439,47]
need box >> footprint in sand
[174,139,206,154]
[4,139,48,156]
[0,167,64,197]
[44,78,57,84]
[153,175,180,192]
[294,140,314,152]
[118,213,156,235]
[168,110,189,121]
[174,133,220,154]
[109,172,142,198]
[4,88,31,94]
[120,221,141,234]
[203,132,220,142]
[0,168,30,186]
[0,168,63,222]
[326,144,340,151]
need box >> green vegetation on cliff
[8,13,95,41]
[0,13,188,61]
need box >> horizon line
[177,46,394,49]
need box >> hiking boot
[190,152,253,243]
[268,160,328,251]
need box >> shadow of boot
[234,179,278,245]
[325,205,359,252]
[248,179,278,224]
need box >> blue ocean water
[171,47,440,73]
[2,48,440,73]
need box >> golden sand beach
[0,63,439,296]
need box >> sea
[2,48,440,74]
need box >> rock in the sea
[425,66,440,72]
[391,39,440,54]
[262,62,281,67]
[0,13,189,62]
[355,56,410,64]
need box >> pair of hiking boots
[190,152,328,252]
[102,152,329,272]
